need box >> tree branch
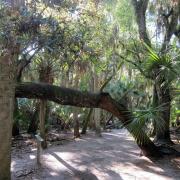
[161,2,180,52]
[131,0,151,46]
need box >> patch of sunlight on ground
[53,152,75,159]
[29,154,36,159]
[147,165,164,172]
[104,132,129,138]
[75,138,87,142]
[50,172,59,176]
[11,161,16,171]
[120,173,136,180]
[11,130,180,180]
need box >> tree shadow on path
[49,151,104,180]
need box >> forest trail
[11,129,180,180]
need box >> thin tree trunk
[39,100,47,148]
[94,72,101,136]
[81,108,93,134]
[94,108,101,136]
[73,75,80,138]
[73,108,80,138]
[38,61,54,148]
[81,66,119,134]
[12,99,20,136]
[88,69,95,130]
[27,103,39,134]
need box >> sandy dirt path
[11,129,180,180]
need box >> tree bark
[0,52,16,180]
[161,2,180,52]
[39,100,47,148]
[73,74,80,138]
[131,0,151,46]
[73,108,80,138]
[38,59,54,147]
[15,82,162,157]
[150,85,158,137]
[94,72,101,136]
[94,108,101,136]
[27,107,39,134]
[81,108,93,134]
[12,99,20,137]
[154,80,173,145]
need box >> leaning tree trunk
[0,51,16,180]
[16,82,163,157]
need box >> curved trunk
[16,82,162,157]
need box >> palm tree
[144,43,179,144]
[131,0,180,144]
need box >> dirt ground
[11,129,180,180]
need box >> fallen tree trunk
[15,82,162,157]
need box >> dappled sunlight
[31,148,37,152]
[29,155,36,160]
[104,130,135,141]
[50,171,59,176]
[11,161,16,172]
[74,138,87,142]
[11,130,180,179]
[145,165,164,173]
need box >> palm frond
[126,103,167,144]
